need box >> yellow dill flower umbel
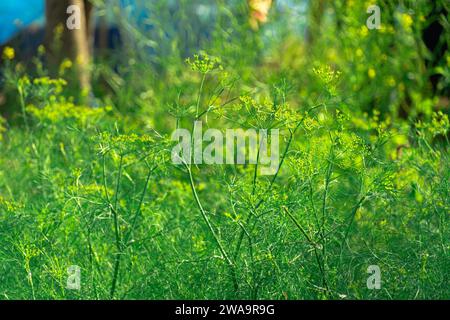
[2,46,15,60]
[59,58,73,76]
[400,13,413,29]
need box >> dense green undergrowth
[0,0,449,300]
[0,59,448,299]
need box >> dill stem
[186,164,238,291]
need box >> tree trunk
[45,0,93,93]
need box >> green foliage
[0,0,448,300]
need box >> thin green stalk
[26,264,35,300]
[283,206,329,294]
[340,195,367,248]
[103,154,124,299]
[196,73,206,118]
[236,220,257,298]
[234,120,303,260]
[252,142,261,196]
[318,143,334,294]
[75,200,100,298]
[17,84,29,133]
[123,165,157,245]
[186,164,238,291]
[308,177,321,231]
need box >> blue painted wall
[0,0,45,44]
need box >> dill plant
[0,0,448,300]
